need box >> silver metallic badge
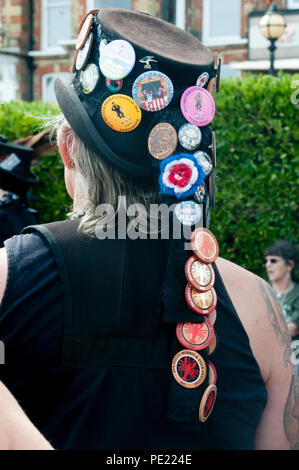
[194,151,213,177]
[178,123,202,151]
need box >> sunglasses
[264,258,283,264]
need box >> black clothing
[0,220,267,449]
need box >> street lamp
[259,1,287,76]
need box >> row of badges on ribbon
[172,227,219,422]
[73,14,217,136]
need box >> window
[42,72,71,102]
[288,0,299,8]
[42,0,71,50]
[0,57,18,102]
[86,0,131,10]
[202,0,245,46]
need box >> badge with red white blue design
[159,153,205,199]
[132,71,173,112]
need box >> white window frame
[42,0,71,52]
[202,0,247,46]
[0,54,18,102]
[86,0,186,29]
[42,72,71,102]
[288,0,299,8]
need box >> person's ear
[57,126,75,170]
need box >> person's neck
[272,276,294,295]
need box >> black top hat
[0,142,38,196]
[54,8,216,180]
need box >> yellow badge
[101,94,142,133]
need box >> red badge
[199,384,217,422]
[208,360,217,385]
[176,319,215,351]
[185,256,215,292]
[208,332,217,356]
[172,350,207,389]
[185,284,217,315]
[191,227,219,264]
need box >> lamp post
[259,1,287,76]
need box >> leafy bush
[0,73,298,278]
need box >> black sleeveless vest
[23,219,267,450]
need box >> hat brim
[54,78,154,180]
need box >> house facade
[0,0,298,102]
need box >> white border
[202,0,246,46]
[42,0,71,50]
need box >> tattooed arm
[253,278,299,450]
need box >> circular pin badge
[185,256,215,292]
[196,72,209,88]
[208,332,217,356]
[208,309,217,326]
[191,227,219,264]
[132,71,174,112]
[99,38,107,54]
[194,183,207,204]
[199,384,217,423]
[180,86,215,127]
[207,77,217,100]
[194,151,213,178]
[76,14,93,50]
[99,39,136,80]
[105,78,123,92]
[176,319,215,352]
[80,63,100,94]
[204,194,211,229]
[185,284,217,315]
[208,361,217,385]
[172,349,207,389]
[101,94,142,133]
[148,122,177,160]
[174,201,202,227]
[178,123,202,151]
[76,32,94,71]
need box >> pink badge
[180,86,215,127]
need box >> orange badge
[199,384,217,422]
[185,284,217,315]
[101,94,142,133]
[176,319,215,352]
[191,227,219,264]
[185,256,215,292]
[76,14,93,50]
[172,349,207,389]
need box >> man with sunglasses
[265,240,299,374]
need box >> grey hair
[49,113,159,236]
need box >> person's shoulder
[216,256,287,383]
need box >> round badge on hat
[148,122,177,160]
[178,123,202,151]
[196,72,209,88]
[172,349,207,389]
[132,71,174,112]
[185,256,215,292]
[76,32,94,71]
[191,227,219,264]
[101,94,142,133]
[194,151,213,178]
[99,39,136,80]
[176,319,215,352]
[194,183,207,204]
[180,86,215,127]
[80,63,100,94]
[208,360,217,385]
[204,193,211,229]
[174,200,202,227]
[185,284,217,315]
[105,78,123,92]
[76,13,93,50]
[199,384,217,422]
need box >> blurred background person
[265,240,299,373]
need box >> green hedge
[0,72,298,278]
